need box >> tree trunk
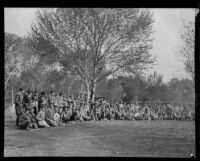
[5,74,12,92]
[85,80,90,109]
[90,80,96,103]
[11,77,14,108]
[80,81,84,100]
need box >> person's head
[33,94,37,100]
[31,107,34,114]
[40,106,45,112]
[25,108,31,114]
[19,88,24,94]
[50,91,54,96]
[54,106,58,113]
[47,106,52,111]
[59,93,63,97]
[59,107,63,114]
[64,107,68,112]
[27,89,31,95]
[41,91,45,95]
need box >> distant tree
[120,74,147,103]
[5,33,37,90]
[31,8,155,105]
[178,19,194,82]
[143,72,167,102]
[167,78,194,104]
[105,78,123,102]
[5,33,38,107]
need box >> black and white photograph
[4,7,197,157]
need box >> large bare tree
[31,8,155,104]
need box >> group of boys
[14,88,91,130]
[14,88,194,130]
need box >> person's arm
[36,112,42,121]
[21,113,31,122]
[15,94,20,106]
[30,114,36,123]
[35,102,38,113]
[60,113,64,123]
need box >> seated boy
[18,108,31,130]
[46,106,58,127]
[36,106,50,128]
[54,106,62,125]
[28,107,38,129]
[80,107,90,121]
[61,106,72,123]
[74,108,82,122]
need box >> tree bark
[90,80,96,103]
[85,80,90,109]
[11,77,14,107]
[5,74,12,91]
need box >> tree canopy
[30,8,155,102]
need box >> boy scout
[18,107,31,130]
[23,89,32,110]
[36,106,50,128]
[15,88,24,126]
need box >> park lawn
[4,111,195,157]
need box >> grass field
[4,110,195,157]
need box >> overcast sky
[4,8,195,82]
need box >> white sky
[4,8,195,83]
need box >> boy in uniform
[28,107,38,129]
[38,91,47,112]
[18,107,31,130]
[53,105,62,125]
[62,106,72,123]
[80,106,90,121]
[46,105,58,127]
[15,88,24,126]
[32,94,38,116]
[23,89,32,110]
[48,91,55,111]
[36,106,50,128]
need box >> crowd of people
[14,88,195,130]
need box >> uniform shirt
[19,112,30,122]
[63,99,68,107]
[32,100,38,107]
[62,110,72,120]
[96,107,100,114]
[58,96,64,107]
[46,108,54,120]
[48,95,55,106]
[36,110,46,121]
[23,93,32,104]
[54,112,61,123]
[38,95,47,107]
[28,112,37,123]
[15,92,23,107]
[144,106,150,114]
[54,97,60,107]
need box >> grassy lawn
[4,111,195,157]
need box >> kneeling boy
[18,108,31,130]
